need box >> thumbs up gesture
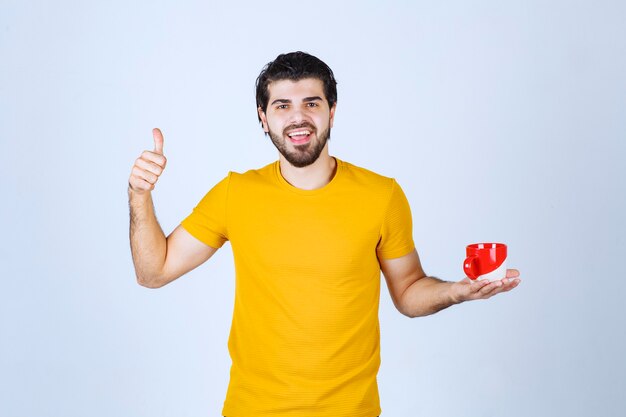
[128,128,168,194]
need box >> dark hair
[255,51,338,123]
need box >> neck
[278,147,337,190]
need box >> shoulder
[223,161,279,196]
[337,158,396,191]
[228,161,276,183]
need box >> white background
[1,1,625,416]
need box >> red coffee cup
[463,243,507,281]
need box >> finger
[153,128,164,155]
[132,166,158,184]
[135,157,164,177]
[140,150,167,168]
[479,280,503,296]
[492,276,521,293]
[470,278,491,292]
[460,278,490,300]
[129,176,155,192]
[506,269,520,278]
[462,276,486,287]
[502,278,521,290]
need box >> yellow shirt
[181,158,414,417]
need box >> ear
[258,107,269,133]
[329,102,337,128]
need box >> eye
[277,104,288,110]
[306,102,319,108]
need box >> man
[128,51,521,417]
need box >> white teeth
[288,130,310,137]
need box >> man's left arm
[379,249,521,318]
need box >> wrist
[128,185,153,208]
[448,281,463,305]
[128,183,150,197]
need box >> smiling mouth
[287,129,312,145]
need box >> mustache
[283,122,316,136]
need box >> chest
[228,191,384,274]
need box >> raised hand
[128,128,168,194]
[451,269,521,303]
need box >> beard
[268,122,331,168]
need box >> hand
[128,128,167,194]
[451,269,521,303]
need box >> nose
[288,107,306,125]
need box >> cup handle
[463,256,479,280]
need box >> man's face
[258,78,336,168]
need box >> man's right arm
[128,128,218,288]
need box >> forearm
[128,187,167,287]
[400,276,460,318]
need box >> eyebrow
[270,96,323,106]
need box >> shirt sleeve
[376,179,415,259]
[180,173,231,249]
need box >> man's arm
[129,190,217,288]
[379,249,521,318]
[128,128,218,288]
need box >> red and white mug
[463,243,507,281]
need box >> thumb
[152,128,164,154]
